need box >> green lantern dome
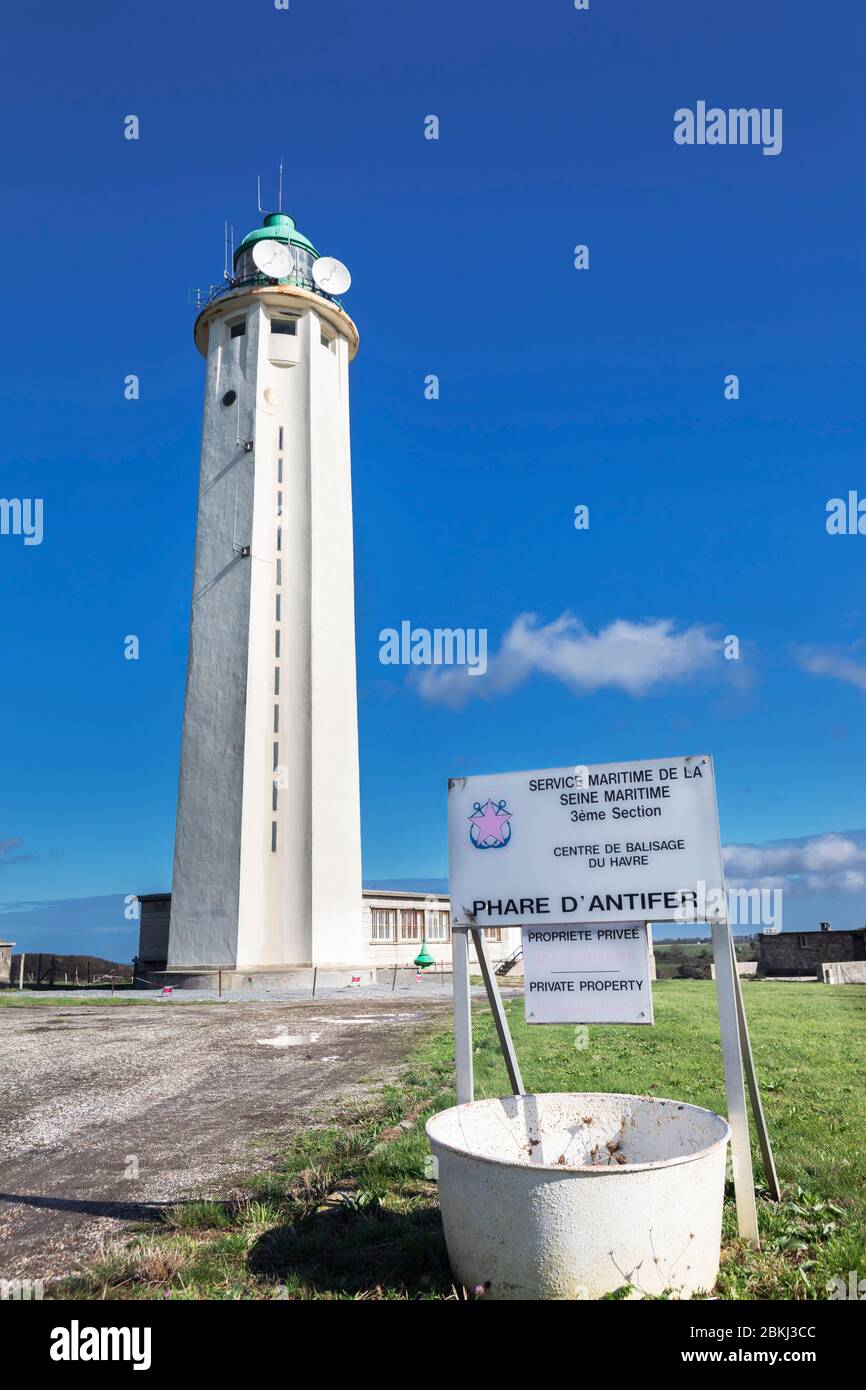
[234,211,318,261]
[233,213,319,289]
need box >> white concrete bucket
[426,1092,730,1300]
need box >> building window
[798,935,808,949]
[427,911,450,942]
[271,822,277,852]
[271,318,297,335]
[371,908,396,942]
[484,927,502,943]
[278,427,284,451]
[321,330,334,350]
[400,909,424,942]
[230,320,246,339]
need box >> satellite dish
[252,239,294,278]
[312,256,351,295]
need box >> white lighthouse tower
[167,210,363,975]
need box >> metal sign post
[709,909,760,1244]
[730,929,782,1202]
[472,922,524,1095]
[452,923,474,1105]
[453,921,524,1103]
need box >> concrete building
[758,924,866,978]
[167,208,363,976]
[139,890,522,985]
[361,890,522,972]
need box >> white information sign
[522,922,653,1025]
[448,754,724,927]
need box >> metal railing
[495,946,524,976]
[189,273,344,315]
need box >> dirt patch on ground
[0,995,451,1283]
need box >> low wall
[141,967,378,991]
[819,961,866,985]
[710,961,758,980]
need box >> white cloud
[794,643,866,693]
[722,832,866,895]
[416,613,723,707]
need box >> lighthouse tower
[167,211,363,973]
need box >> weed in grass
[161,1201,233,1231]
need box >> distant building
[758,924,866,978]
[361,889,519,970]
[0,941,14,987]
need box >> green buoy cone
[414,941,434,969]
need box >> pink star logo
[469,799,512,849]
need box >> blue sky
[1,0,865,957]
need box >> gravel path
[0,991,455,1283]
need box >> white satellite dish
[312,256,351,295]
[252,239,294,278]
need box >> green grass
[51,980,865,1300]
[654,941,714,955]
[652,939,758,979]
